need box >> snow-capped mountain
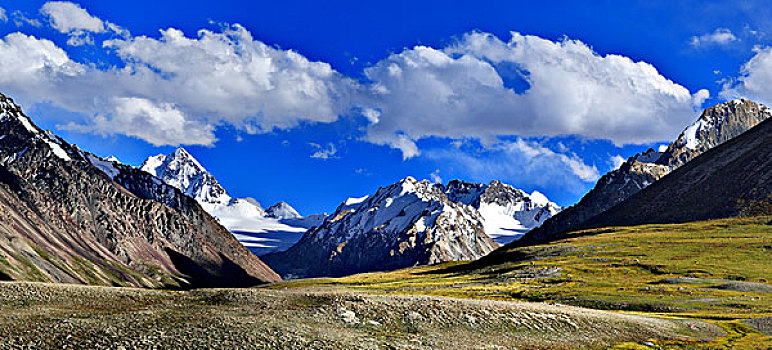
[267,177,558,278]
[266,202,301,219]
[0,92,279,286]
[446,180,560,244]
[139,148,319,255]
[141,148,231,206]
[523,99,772,244]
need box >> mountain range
[139,148,323,255]
[519,99,772,245]
[262,177,560,278]
[0,92,279,287]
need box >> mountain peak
[140,148,230,206]
[266,202,301,220]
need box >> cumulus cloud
[690,28,738,47]
[609,154,626,170]
[62,97,216,146]
[721,46,772,104]
[0,5,709,160]
[0,25,352,146]
[41,1,105,33]
[0,7,7,23]
[363,32,708,158]
[40,1,128,46]
[309,142,338,160]
[426,139,600,194]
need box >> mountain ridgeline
[519,99,772,245]
[262,177,559,278]
[139,148,321,255]
[578,116,772,229]
[0,93,279,287]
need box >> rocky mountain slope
[0,92,279,287]
[445,180,560,244]
[263,177,559,278]
[576,117,772,230]
[521,99,772,244]
[140,148,321,255]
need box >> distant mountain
[578,116,772,230]
[266,202,301,219]
[140,148,319,255]
[263,177,498,278]
[262,177,559,278]
[446,180,560,244]
[0,92,279,287]
[520,99,772,244]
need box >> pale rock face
[523,99,772,244]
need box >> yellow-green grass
[269,216,772,347]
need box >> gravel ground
[0,282,722,349]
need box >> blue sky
[1,1,772,215]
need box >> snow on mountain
[140,148,231,206]
[263,177,498,279]
[266,202,301,219]
[523,98,772,245]
[445,180,560,244]
[139,148,318,255]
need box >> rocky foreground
[0,282,721,349]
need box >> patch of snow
[345,195,369,206]
[87,153,119,178]
[682,119,706,150]
[41,136,70,161]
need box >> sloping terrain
[275,216,772,348]
[141,147,321,255]
[0,92,278,287]
[0,282,720,349]
[576,116,772,231]
[263,177,500,279]
[263,177,560,279]
[522,99,772,244]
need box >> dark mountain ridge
[0,92,279,288]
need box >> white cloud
[41,1,105,34]
[721,46,772,104]
[10,10,42,28]
[429,169,442,183]
[62,97,216,146]
[363,32,708,158]
[0,6,709,161]
[0,25,352,146]
[309,142,337,160]
[0,7,7,23]
[690,28,738,47]
[427,139,599,194]
[609,154,626,170]
[40,2,129,46]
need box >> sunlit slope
[274,217,772,318]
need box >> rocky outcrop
[521,99,772,244]
[263,177,499,278]
[0,92,279,287]
[580,117,772,229]
[446,180,560,244]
